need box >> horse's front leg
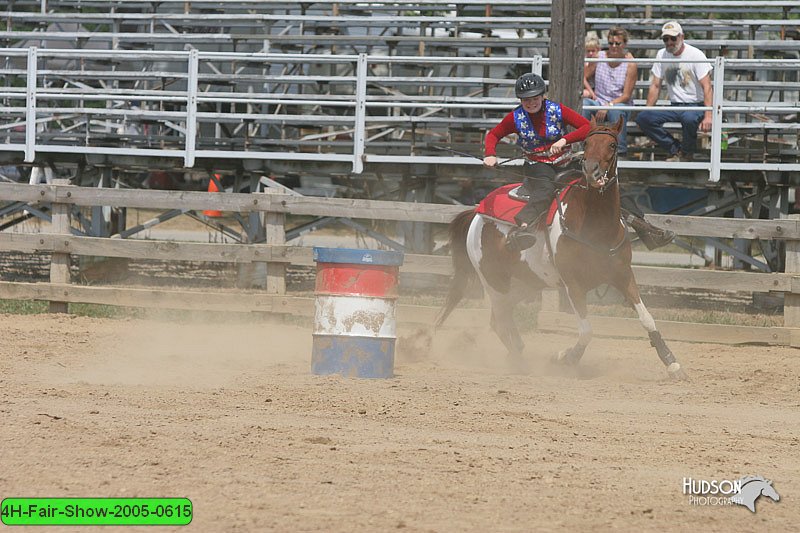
[555,284,592,366]
[615,270,688,380]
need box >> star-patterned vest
[513,100,564,154]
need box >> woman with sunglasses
[582,26,637,156]
[635,21,713,162]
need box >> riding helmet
[515,73,546,99]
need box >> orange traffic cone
[203,174,223,217]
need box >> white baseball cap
[661,21,683,37]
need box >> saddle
[475,178,582,226]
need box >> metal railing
[2,47,799,181]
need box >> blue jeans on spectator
[582,98,629,154]
[635,103,704,156]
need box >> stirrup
[506,227,537,252]
[639,228,676,250]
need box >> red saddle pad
[475,183,525,224]
[475,181,580,226]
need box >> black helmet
[515,73,546,98]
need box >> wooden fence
[0,181,799,346]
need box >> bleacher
[0,0,799,195]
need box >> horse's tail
[435,209,478,327]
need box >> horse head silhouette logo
[731,476,780,513]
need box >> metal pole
[352,53,367,174]
[185,49,198,168]
[25,47,38,163]
[709,56,725,183]
[532,54,543,76]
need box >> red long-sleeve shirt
[484,102,590,162]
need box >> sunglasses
[608,41,625,47]
[662,35,679,42]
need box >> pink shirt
[594,51,630,106]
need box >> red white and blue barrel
[312,247,404,378]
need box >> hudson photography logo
[683,476,781,512]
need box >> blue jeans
[582,98,629,154]
[635,103,704,155]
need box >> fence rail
[0,182,798,346]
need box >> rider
[484,73,675,251]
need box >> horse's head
[740,476,781,502]
[582,116,623,190]
[760,481,781,502]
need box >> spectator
[582,26,637,155]
[583,35,601,99]
[635,21,713,161]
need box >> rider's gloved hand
[483,156,498,167]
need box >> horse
[731,476,780,512]
[435,117,687,380]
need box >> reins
[430,144,576,185]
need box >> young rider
[483,73,674,251]
[483,73,588,251]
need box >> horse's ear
[613,115,624,133]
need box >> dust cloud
[51,317,312,388]
[2,314,798,531]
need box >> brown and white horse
[436,117,687,380]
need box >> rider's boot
[624,212,676,250]
[507,199,549,252]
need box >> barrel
[311,247,404,378]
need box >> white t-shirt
[651,43,712,103]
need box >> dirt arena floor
[1,313,798,532]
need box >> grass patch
[587,304,782,328]
[0,299,143,319]
[0,293,784,329]
[70,303,143,319]
[0,299,49,315]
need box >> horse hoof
[667,362,689,381]
[554,348,578,366]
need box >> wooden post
[783,215,800,346]
[264,189,286,294]
[548,0,586,113]
[49,178,71,313]
[237,173,269,289]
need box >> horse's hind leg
[486,291,528,371]
[555,285,592,366]
[615,270,688,380]
[489,303,523,355]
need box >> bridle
[581,128,619,194]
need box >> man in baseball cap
[636,20,713,162]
